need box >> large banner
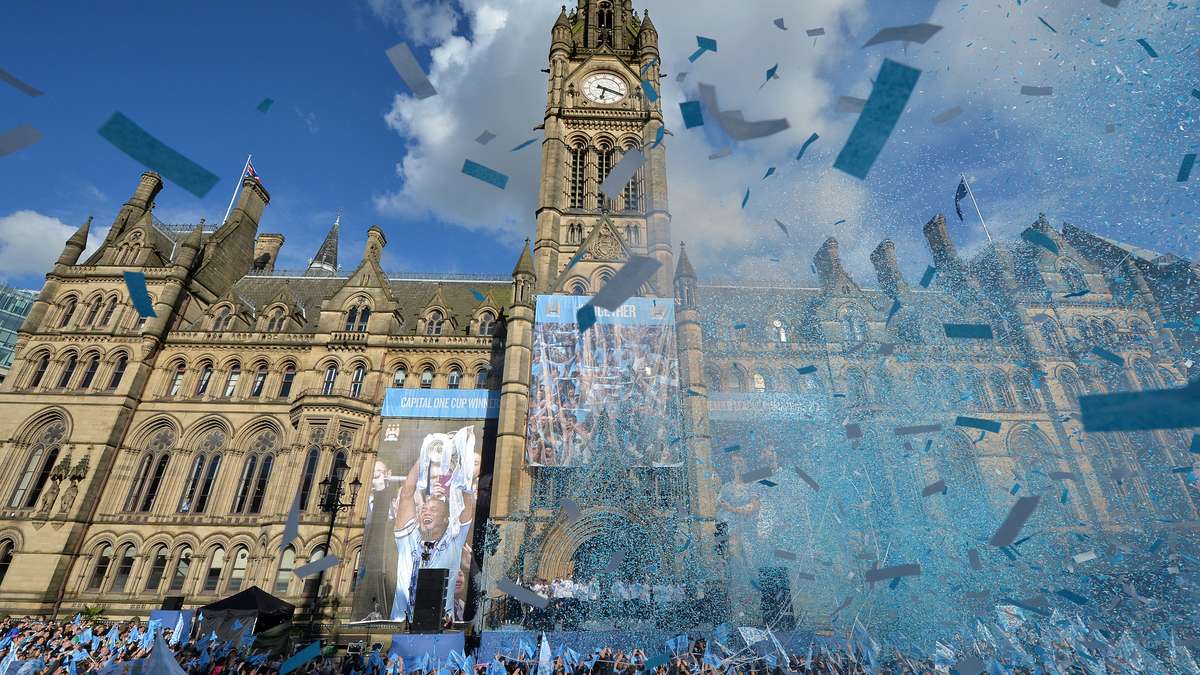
[525,294,680,466]
[352,389,493,623]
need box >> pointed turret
[56,217,91,266]
[674,241,695,280]
[306,215,340,277]
[177,222,204,270]
[513,238,534,277]
[512,239,535,307]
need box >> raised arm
[394,458,421,528]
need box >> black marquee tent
[196,586,295,641]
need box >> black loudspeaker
[757,567,795,630]
[161,596,185,611]
[411,568,449,633]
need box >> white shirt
[390,517,472,621]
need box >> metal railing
[246,268,511,283]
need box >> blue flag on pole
[954,178,968,221]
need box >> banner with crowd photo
[525,294,681,467]
[351,389,496,623]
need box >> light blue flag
[280,641,322,675]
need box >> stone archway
[533,506,664,583]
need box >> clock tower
[534,0,673,297]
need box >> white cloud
[373,0,872,277]
[369,0,460,46]
[0,211,105,283]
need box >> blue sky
[1,0,1196,290]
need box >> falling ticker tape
[739,467,774,484]
[590,255,661,311]
[864,563,921,583]
[894,424,941,436]
[956,416,1002,433]
[794,466,820,492]
[462,159,509,190]
[1021,228,1059,255]
[599,149,647,199]
[833,59,920,179]
[921,479,947,496]
[293,554,340,579]
[1020,85,1053,96]
[680,101,704,128]
[862,23,942,47]
[98,112,220,198]
[0,68,43,97]
[386,42,437,99]
[1079,381,1199,432]
[836,96,867,113]
[989,495,1041,547]
[497,579,550,609]
[943,323,994,339]
[919,265,936,288]
[0,124,43,158]
[931,106,962,124]
[123,272,158,318]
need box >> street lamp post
[306,455,361,628]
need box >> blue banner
[535,294,674,326]
[382,388,499,419]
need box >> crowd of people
[0,613,1191,673]
[525,579,687,603]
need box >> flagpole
[222,154,251,225]
[961,173,993,244]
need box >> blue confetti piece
[576,303,597,333]
[1135,38,1158,57]
[761,64,779,88]
[1056,589,1089,605]
[122,272,157,318]
[689,36,718,62]
[1010,483,1021,495]
[680,101,704,128]
[256,98,274,113]
[1090,345,1124,366]
[1170,465,1193,474]
[462,159,508,189]
[722,444,741,453]
[97,112,220,198]
[762,167,775,179]
[1021,228,1059,255]
[1064,288,1090,298]
[796,365,818,375]
[281,642,322,675]
[923,439,933,453]
[944,323,994,339]
[1178,153,1196,182]
[886,299,901,324]
[733,322,747,330]
[833,59,920,179]
[1079,380,1200,432]
[471,289,486,302]
[795,132,819,160]
[1192,89,1200,102]
[1037,16,1057,33]
[1061,489,1069,504]
[651,125,665,149]
[741,188,750,208]
[758,479,778,487]
[833,218,847,226]
[510,138,538,152]
[641,79,658,103]
[1150,537,1163,553]
[956,416,1002,433]
[919,265,936,287]
[1190,434,1200,454]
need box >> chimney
[126,172,164,212]
[923,214,960,269]
[225,176,271,227]
[870,240,906,297]
[813,237,846,288]
[364,225,387,264]
[253,233,285,274]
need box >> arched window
[58,298,78,328]
[1039,319,1064,351]
[448,368,462,390]
[1014,372,1040,410]
[570,281,587,296]
[475,369,490,389]
[267,308,285,332]
[79,354,101,389]
[98,297,117,327]
[110,543,136,593]
[623,157,642,212]
[965,370,991,410]
[392,366,408,388]
[8,420,66,509]
[279,364,296,398]
[298,447,321,511]
[350,548,361,592]
[124,427,174,513]
[988,371,1015,410]
[597,1,614,46]
[597,271,612,286]
[477,312,497,337]
[168,546,192,592]
[228,546,249,593]
[350,364,366,398]
[1060,261,1088,294]
[168,362,186,397]
[322,365,338,395]
[178,430,223,514]
[842,307,868,342]
[344,306,359,332]
[28,354,50,388]
[274,547,296,594]
[249,455,274,514]
[356,307,370,332]
[57,354,78,389]
[234,430,277,515]
[250,363,268,397]
[567,223,583,245]
[203,546,226,592]
[87,544,114,590]
[1059,368,1081,407]
[232,456,258,514]
[144,544,168,592]
[0,541,14,589]
[569,145,587,209]
[213,307,233,331]
[752,372,767,393]
[108,353,127,389]
[596,145,615,208]
[195,362,213,396]
[83,297,102,326]
[222,361,241,398]
[426,311,445,336]
[420,368,434,389]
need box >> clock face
[581,72,628,103]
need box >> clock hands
[597,85,621,97]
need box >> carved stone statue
[37,481,60,516]
[57,483,79,516]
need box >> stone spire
[674,241,695,279]
[56,217,91,267]
[513,238,534,277]
[306,214,340,277]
